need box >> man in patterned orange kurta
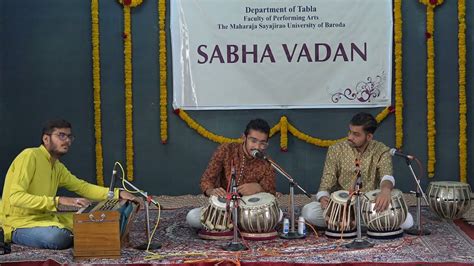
[186,119,276,229]
[302,113,413,229]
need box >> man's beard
[50,143,68,157]
[348,139,365,149]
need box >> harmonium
[73,199,139,259]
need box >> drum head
[332,190,352,203]
[365,189,380,201]
[365,189,403,201]
[209,195,228,209]
[241,192,275,207]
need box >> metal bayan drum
[238,192,279,237]
[200,195,233,231]
[324,190,357,238]
[361,189,407,238]
[427,181,472,220]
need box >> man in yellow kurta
[0,119,137,249]
[301,113,413,229]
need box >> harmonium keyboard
[73,199,138,260]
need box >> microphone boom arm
[117,175,160,207]
[267,157,311,198]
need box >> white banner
[171,0,392,110]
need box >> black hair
[244,118,270,136]
[349,112,378,134]
[41,119,72,144]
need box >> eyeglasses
[49,132,75,142]
[246,136,269,148]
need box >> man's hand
[374,188,391,212]
[237,183,262,196]
[319,196,330,209]
[58,197,91,208]
[206,187,227,198]
[119,190,139,204]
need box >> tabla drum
[427,181,472,220]
[324,190,357,238]
[200,195,233,231]
[361,189,407,238]
[238,192,280,240]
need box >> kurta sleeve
[375,149,393,184]
[200,144,227,194]
[57,163,110,201]
[318,145,339,193]
[258,162,276,195]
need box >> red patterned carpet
[1,205,473,265]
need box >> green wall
[0,0,473,196]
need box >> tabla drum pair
[324,189,408,239]
[199,192,279,240]
[426,181,472,220]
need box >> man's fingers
[75,198,90,207]
[214,188,226,197]
[321,200,329,209]
[375,197,389,212]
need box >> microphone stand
[404,157,431,235]
[346,175,374,249]
[223,174,247,251]
[118,176,162,250]
[265,158,311,239]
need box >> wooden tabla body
[324,190,357,238]
[361,189,407,238]
[238,192,279,234]
[200,195,233,232]
[427,181,472,220]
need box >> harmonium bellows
[73,199,138,260]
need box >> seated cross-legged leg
[12,226,73,250]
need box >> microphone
[251,149,267,160]
[226,167,237,212]
[107,163,118,199]
[389,148,414,160]
[230,167,236,190]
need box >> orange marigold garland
[280,116,288,152]
[394,0,403,149]
[419,0,443,177]
[91,0,104,186]
[158,0,168,144]
[118,0,143,181]
[175,108,391,149]
[457,0,467,183]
